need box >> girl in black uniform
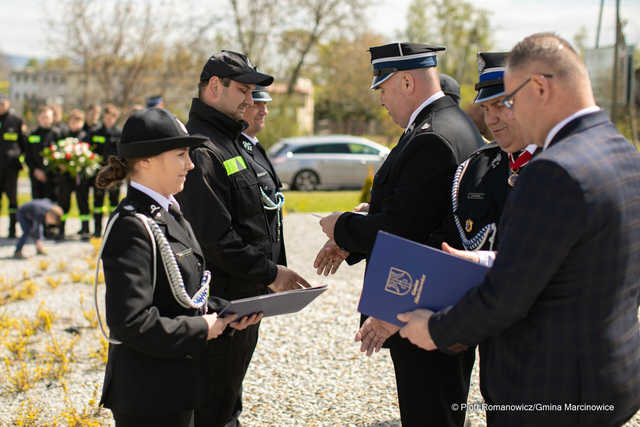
[94,108,261,427]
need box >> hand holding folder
[358,231,489,326]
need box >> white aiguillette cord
[94,212,210,345]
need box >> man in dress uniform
[26,105,60,201]
[177,50,310,427]
[239,85,285,236]
[448,52,537,264]
[398,33,640,426]
[146,95,164,108]
[89,103,122,236]
[0,94,27,238]
[318,42,483,426]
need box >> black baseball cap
[118,108,207,158]
[200,50,273,86]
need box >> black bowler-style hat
[252,85,272,102]
[117,108,207,158]
[369,42,446,89]
[200,50,274,86]
[474,52,508,104]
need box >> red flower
[65,153,72,160]
[49,145,55,151]
[90,153,95,159]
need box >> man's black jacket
[177,98,286,301]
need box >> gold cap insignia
[465,219,473,232]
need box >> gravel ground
[0,214,638,426]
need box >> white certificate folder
[221,285,328,318]
[358,231,489,326]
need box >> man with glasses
[398,33,640,426]
[446,52,537,264]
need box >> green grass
[0,193,114,217]
[2,191,359,216]
[283,191,360,213]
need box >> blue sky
[1,0,638,59]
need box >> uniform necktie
[168,204,187,228]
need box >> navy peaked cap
[369,42,446,89]
[252,85,272,102]
[474,52,508,104]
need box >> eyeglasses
[502,74,553,110]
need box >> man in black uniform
[239,85,285,228]
[448,52,537,262]
[0,94,27,238]
[51,104,70,136]
[318,43,483,427]
[55,109,90,239]
[26,105,60,201]
[89,103,122,236]
[76,104,102,237]
[83,104,102,134]
[177,51,311,427]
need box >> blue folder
[358,231,489,326]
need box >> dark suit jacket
[100,186,226,415]
[430,110,640,426]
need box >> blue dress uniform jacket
[430,110,640,426]
[100,186,227,415]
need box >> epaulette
[120,204,138,216]
[470,141,501,156]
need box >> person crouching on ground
[13,199,63,259]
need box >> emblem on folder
[385,267,426,304]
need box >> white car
[268,135,390,190]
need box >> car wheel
[292,169,320,191]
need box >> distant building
[10,69,72,113]
[267,78,314,135]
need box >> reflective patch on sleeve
[4,132,19,141]
[223,156,247,176]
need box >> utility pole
[596,0,604,48]
[611,0,620,122]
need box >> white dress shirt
[241,132,259,146]
[130,181,180,212]
[543,106,601,151]
[405,90,445,130]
